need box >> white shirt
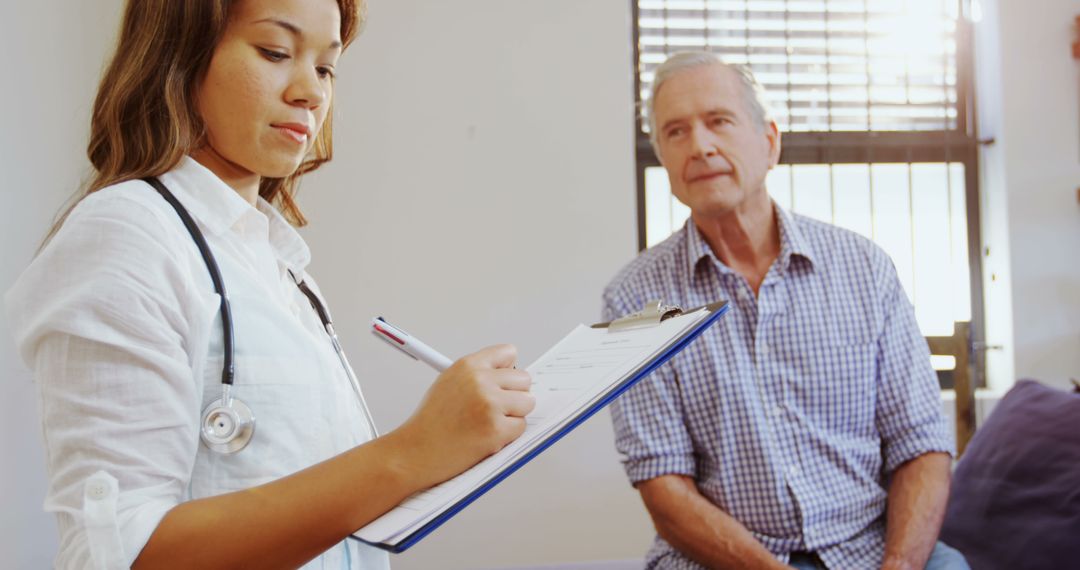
[6,157,389,570]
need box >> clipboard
[351,299,729,553]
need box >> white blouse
[6,157,389,570]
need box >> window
[633,0,985,388]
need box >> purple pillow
[940,379,1080,569]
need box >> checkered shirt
[605,205,953,569]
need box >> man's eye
[258,47,289,62]
[317,66,336,79]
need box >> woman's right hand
[390,344,536,488]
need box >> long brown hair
[47,0,364,242]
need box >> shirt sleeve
[872,256,955,474]
[6,193,209,569]
[604,287,697,486]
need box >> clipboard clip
[608,300,683,332]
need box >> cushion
[940,379,1080,569]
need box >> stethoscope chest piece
[200,396,256,454]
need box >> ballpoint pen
[371,317,454,372]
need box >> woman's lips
[271,123,309,144]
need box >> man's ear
[765,120,781,168]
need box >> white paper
[353,307,713,546]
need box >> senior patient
[604,52,969,570]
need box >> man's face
[653,65,780,218]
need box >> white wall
[978,0,1080,392]
[298,1,647,568]
[3,0,1078,568]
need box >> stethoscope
[144,177,379,454]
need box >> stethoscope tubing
[145,176,378,449]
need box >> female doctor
[4,0,535,568]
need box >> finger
[498,416,528,444]
[492,369,532,391]
[466,344,518,369]
[499,390,536,417]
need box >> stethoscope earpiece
[200,394,255,454]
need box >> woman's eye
[258,47,289,62]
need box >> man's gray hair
[645,51,776,151]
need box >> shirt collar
[156,156,312,276]
[774,204,817,270]
[257,196,312,280]
[684,201,817,282]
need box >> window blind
[637,0,962,132]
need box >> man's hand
[638,475,789,570]
[881,452,952,570]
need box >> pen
[371,317,454,372]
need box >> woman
[4,0,535,568]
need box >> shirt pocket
[192,357,337,496]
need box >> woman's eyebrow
[253,17,342,50]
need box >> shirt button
[788,465,801,478]
[772,405,783,418]
[86,481,110,500]
[758,343,770,356]
[737,289,750,302]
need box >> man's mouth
[687,171,733,184]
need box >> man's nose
[689,124,717,158]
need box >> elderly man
[605,52,969,570]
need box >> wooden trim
[926,321,975,455]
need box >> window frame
[630,0,987,390]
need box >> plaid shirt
[605,206,953,569]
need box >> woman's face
[195,0,342,183]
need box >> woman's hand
[390,344,535,488]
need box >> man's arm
[638,475,789,570]
[881,452,952,570]
[867,247,955,569]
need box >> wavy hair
[46,0,364,243]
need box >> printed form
[353,307,713,547]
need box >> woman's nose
[285,67,326,109]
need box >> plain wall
[979,0,1080,392]
[2,0,1077,568]
[297,1,647,568]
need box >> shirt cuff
[884,426,955,473]
[624,454,697,485]
[78,471,179,569]
[117,491,178,568]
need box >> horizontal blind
[638,0,962,132]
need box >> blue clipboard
[351,300,729,553]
